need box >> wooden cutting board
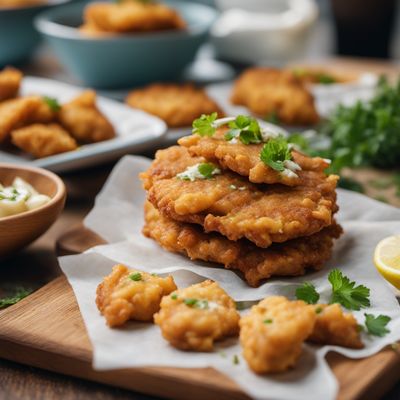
[0,225,399,400]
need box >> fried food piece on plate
[0,0,44,8]
[126,83,224,128]
[82,1,186,33]
[58,90,115,143]
[142,146,338,248]
[11,123,78,158]
[96,264,177,327]
[239,296,316,373]
[0,96,42,142]
[231,67,319,126]
[26,96,59,124]
[143,201,342,287]
[179,129,329,186]
[154,280,239,351]
[308,304,363,349]
[0,67,22,101]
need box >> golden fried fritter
[308,304,363,349]
[240,296,316,374]
[154,280,239,351]
[288,67,354,85]
[231,68,319,126]
[179,129,329,186]
[58,90,115,143]
[126,83,224,128]
[11,123,78,158]
[0,0,44,8]
[96,264,177,327]
[0,67,22,101]
[143,201,342,287]
[0,96,42,142]
[141,146,338,248]
[82,1,186,34]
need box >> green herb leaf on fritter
[42,96,61,112]
[192,112,218,137]
[260,137,292,172]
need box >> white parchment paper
[58,156,400,400]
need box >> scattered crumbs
[233,354,240,365]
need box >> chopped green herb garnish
[129,272,142,281]
[263,318,273,324]
[315,307,323,314]
[192,112,218,137]
[198,163,219,179]
[42,96,61,112]
[171,293,178,300]
[225,115,262,144]
[295,282,320,304]
[183,298,209,309]
[233,354,240,365]
[364,313,391,337]
[0,287,32,309]
[328,269,370,310]
[151,273,158,277]
[260,137,292,172]
[317,74,336,85]
[177,163,220,181]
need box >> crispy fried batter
[11,123,78,158]
[308,304,363,349]
[0,67,22,101]
[231,68,319,126]
[126,83,224,128]
[179,129,329,186]
[82,1,186,34]
[58,90,115,143]
[143,201,342,287]
[154,280,239,351]
[0,96,42,142]
[240,296,316,373]
[0,0,44,8]
[96,264,177,327]
[141,146,338,248]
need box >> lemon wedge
[374,235,400,289]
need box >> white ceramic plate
[0,77,167,173]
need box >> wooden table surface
[1,53,400,400]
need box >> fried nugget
[11,123,78,158]
[0,0,44,8]
[0,67,22,101]
[58,90,115,143]
[179,129,329,186]
[96,264,177,327]
[240,296,316,374]
[126,83,224,128]
[231,68,319,126]
[154,280,239,351]
[82,1,186,34]
[141,146,338,248]
[0,96,42,142]
[308,304,363,349]
[143,201,342,287]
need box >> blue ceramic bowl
[0,0,69,66]
[35,0,218,89]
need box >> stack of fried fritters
[140,128,342,287]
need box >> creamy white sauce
[176,163,221,182]
[0,177,51,218]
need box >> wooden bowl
[0,163,66,258]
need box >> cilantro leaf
[225,115,262,144]
[260,137,292,171]
[129,272,142,281]
[364,313,391,337]
[0,287,32,309]
[183,298,209,309]
[198,163,219,179]
[317,74,336,85]
[295,282,320,304]
[192,113,218,137]
[263,318,273,324]
[42,96,61,112]
[328,269,370,310]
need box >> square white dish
[0,77,167,173]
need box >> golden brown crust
[308,304,363,349]
[96,264,177,327]
[239,296,316,373]
[126,83,224,128]
[58,90,115,143]
[11,123,78,158]
[143,201,342,287]
[0,0,44,8]
[0,67,22,101]
[142,146,338,248]
[231,67,319,126]
[179,129,329,186]
[82,1,186,34]
[154,280,240,351]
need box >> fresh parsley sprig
[260,137,292,172]
[192,112,218,137]
[328,269,370,310]
[364,313,391,337]
[225,115,263,144]
[295,282,320,304]
[42,96,61,112]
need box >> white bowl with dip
[0,163,66,258]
